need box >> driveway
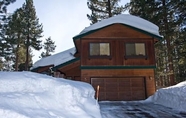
[99,101,186,118]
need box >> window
[125,43,146,56]
[90,43,110,56]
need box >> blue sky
[8,0,129,63]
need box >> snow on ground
[0,71,185,118]
[100,101,186,118]
[0,71,101,118]
[100,81,186,118]
[146,81,186,112]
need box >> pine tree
[0,57,3,70]
[0,0,16,56]
[0,0,16,13]
[21,0,43,70]
[127,0,186,85]
[40,37,56,58]
[87,0,125,24]
[5,8,26,71]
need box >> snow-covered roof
[31,47,76,70]
[73,14,162,39]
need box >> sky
[0,71,185,117]
[8,0,129,63]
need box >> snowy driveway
[99,101,186,118]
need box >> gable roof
[73,14,162,40]
[31,47,76,71]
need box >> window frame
[89,42,111,58]
[124,42,147,59]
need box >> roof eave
[73,23,163,41]
[52,58,80,71]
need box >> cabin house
[31,14,162,101]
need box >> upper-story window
[125,43,146,57]
[89,43,110,56]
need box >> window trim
[89,42,111,58]
[124,42,147,59]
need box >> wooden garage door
[91,77,146,101]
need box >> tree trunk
[15,44,19,71]
[107,0,112,17]
[162,0,175,85]
[25,35,29,71]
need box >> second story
[73,14,162,67]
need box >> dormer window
[89,43,110,56]
[125,43,146,57]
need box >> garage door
[91,77,146,101]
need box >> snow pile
[146,81,186,112]
[0,71,101,118]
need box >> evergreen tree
[0,57,3,70]
[0,0,16,13]
[40,37,56,58]
[21,0,43,70]
[5,8,26,71]
[127,0,186,85]
[0,0,16,56]
[87,0,125,24]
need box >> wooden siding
[81,38,155,66]
[81,69,155,99]
[57,60,81,81]
[34,65,53,73]
[82,24,153,39]
[79,24,156,67]
[91,77,146,101]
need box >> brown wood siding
[80,24,156,66]
[81,38,155,66]
[81,69,155,100]
[58,61,80,81]
[91,77,146,101]
[36,65,53,73]
[83,24,152,39]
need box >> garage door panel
[106,86,118,91]
[119,92,131,101]
[105,78,117,83]
[132,91,145,99]
[99,92,105,101]
[119,87,130,91]
[91,78,104,84]
[106,92,118,100]
[132,87,145,91]
[99,86,106,92]
[91,77,146,101]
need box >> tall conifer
[87,0,125,24]
[127,0,186,85]
[21,0,43,70]
[40,37,56,58]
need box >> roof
[73,14,162,40]
[31,47,76,71]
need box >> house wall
[81,69,155,99]
[80,24,155,66]
[57,61,81,81]
[81,38,155,66]
[78,24,156,100]
[34,65,53,74]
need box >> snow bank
[146,81,186,112]
[0,71,101,118]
